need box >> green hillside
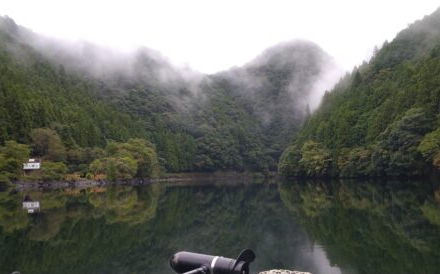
[0,16,333,181]
[279,8,440,178]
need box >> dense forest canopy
[0,15,336,181]
[3,6,440,181]
[279,7,440,178]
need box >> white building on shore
[23,159,41,170]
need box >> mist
[308,60,345,111]
[0,13,354,168]
[3,0,439,75]
[21,21,340,120]
[212,40,343,128]
[8,22,205,114]
[0,14,363,122]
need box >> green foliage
[338,147,373,177]
[30,128,66,162]
[418,128,440,160]
[0,140,30,181]
[299,141,332,176]
[66,146,104,174]
[280,9,440,178]
[1,140,30,162]
[374,107,431,176]
[421,200,440,226]
[278,144,303,177]
[0,139,72,183]
[106,138,158,177]
[88,159,104,176]
[279,141,332,177]
[39,161,68,181]
[0,15,329,175]
[127,139,159,177]
[88,138,159,180]
[105,157,137,180]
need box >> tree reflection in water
[0,180,438,274]
[279,179,440,274]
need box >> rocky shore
[12,178,153,191]
[10,171,278,191]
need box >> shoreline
[10,171,279,191]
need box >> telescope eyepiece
[170,249,255,274]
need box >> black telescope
[170,249,255,274]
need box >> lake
[0,179,439,274]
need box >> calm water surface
[0,179,439,274]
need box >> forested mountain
[0,15,335,181]
[279,8,440,178]
[212,41,332,163]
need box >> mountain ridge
[0,15,337,180]
[279,7,440,178]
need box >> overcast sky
[1,0,439,73]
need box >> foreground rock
[259,270,312,274]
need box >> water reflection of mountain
[1,180,438,274]
[0,184,163,274]
[0,183,326,274]
[279,180,440,274]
